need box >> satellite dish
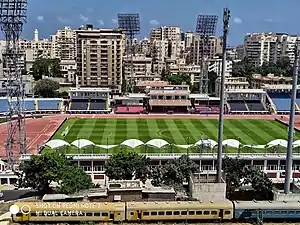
[9,205,19,215]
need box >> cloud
[264,18,273,23]
[233,17,243,24]
[79,14,89,22]
[112,18,118,24]
[36,16,44,22]
[58,16,71,24]
[98,20,104,26]
[149,19,159,26]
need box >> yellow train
[11,200,234,223]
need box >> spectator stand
[226,89,269,115]
[36,98,62,114]
[148,84,191,114]
[264,84,300,115]
[67,87,111,114]
[189,94,220,114]
[114,93,147,114]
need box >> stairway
[244,100,249,111]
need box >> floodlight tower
[0,0,27,168]
[195,15,218,94]
[217,8,230,183]
[118,13,140,93]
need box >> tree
[166,73,191,85]
[57,165,93,195]
[34,79,60,98]
[151,155,198,191]
[104,151,151,183]
[18,151,93,194]
[18,152,70,193]
[31,57,63,81]
[222,156,273,200]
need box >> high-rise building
[188,35,222,65]
[150,26,181,42]
[51,26,76,60]
[244,33,300,67]
[75,25,125,93]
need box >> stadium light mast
[284,41,299,194]
[0,0,27,169]
[117,13,140,94]
[216,8,230,183]
[195,15,218,94]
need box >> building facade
[75,25,125,93]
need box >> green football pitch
[50,118,300,154]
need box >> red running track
[0,116,65,158]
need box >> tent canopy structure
[45,138,300,150]
[71,139,95,149]
[146,139,169,148]
[266,139,288,148]
[45,139,70,149]
[120,139,144,148]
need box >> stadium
[0,83,300,187]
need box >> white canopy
[71,139,95,148]
[266,139,288,148]
[195,139,218,148]
[243,144,266,149]
[293,140,300,148]
[176,144,194,149]
[45,139,70,149]
[222,139,241,148]
[96,145,118,149]
[120,139,144,148]
[146,139,169,148]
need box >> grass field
[49,118,300,154]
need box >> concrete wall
[191,183,226,201]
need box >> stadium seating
[228,100,248,111]
[70,99,88,110]
[268,93,291,112]
[90,99,106,110]
[23,100,35,111]
[246,100,266,111]
[194,105,220,114]
[37,99,60,111]
[0,98,8,113]
[116,105,144,114]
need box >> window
[189,211,195,215]
[196,211,202,215]
[166,211,172,215]
[174,211,180,215]
[181,211,187,215]
[94,213,100,216]
[151,212,157,216]
[204,211,210,215]
[211,211,217,215]
[130,212,134,215]
[143,212,149,216]
[102,212,108,217]
[86,213,93,216]
[158,211,164,215]
[224,211,231,215]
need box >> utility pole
[284,41,299,194]
[217,8,230,183]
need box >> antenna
[0,0,28,170]
[195,15,218,94]
[118,13,140,94]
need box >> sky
[11,0,300,45]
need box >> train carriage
[12,201,126,222]
[126,200,234,221]
[233,201,300,221]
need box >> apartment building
[226,45,244,60]
[138,38,151,56]
[51,26,76,60]
[151,40,185,62]
[76,25,125,93]
[150,26,181,42]
[208,57,233,77]
[188,35,222,65]
[123,55,155,82]
[244,33,300,67]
